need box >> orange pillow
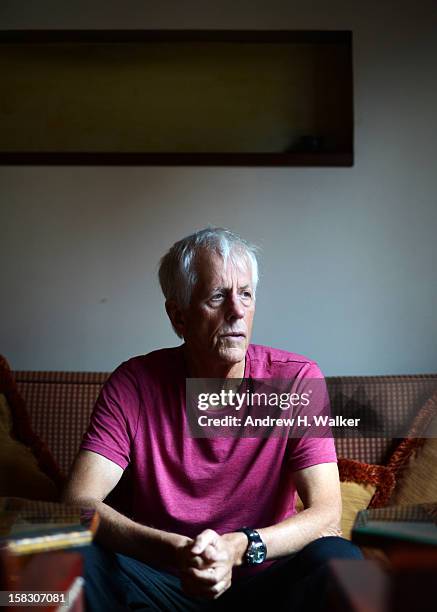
[338,458,396,508]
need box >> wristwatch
[237,527,267,566]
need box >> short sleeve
[81,362,140,470]
[287,436,337,472]
[286,361,337,472]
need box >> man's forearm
[63,493,191,568]
[196,504,341,573]
[257,505,342,561]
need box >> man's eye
[242,291,252,299]
[211,293,224,301]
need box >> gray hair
[159,227,259,312]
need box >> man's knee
[297,535,363,572]
[72,542,116,571]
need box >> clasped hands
[177,529,245,600]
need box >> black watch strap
[237,527,267,566]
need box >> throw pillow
[295,480,375,540]
[0,355,64,499]
[338,481,376,540]
[387,392,437,505]
[295,458,395,539]
[338,457,396,508]
[0,393,58,500]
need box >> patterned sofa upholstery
[13,369,437,477]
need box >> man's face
[180,249,255,369]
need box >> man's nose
[225,293,245,320]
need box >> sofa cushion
[0,355,64,499]
[387,392,437,505]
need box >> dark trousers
[72,536,363,612]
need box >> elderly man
[64,228,362,611]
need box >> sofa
[2,358,437,542]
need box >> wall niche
[0,30,353,166]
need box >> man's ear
[165,300,186,337]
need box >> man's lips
[220,332,246,338]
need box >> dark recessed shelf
[0,30,354,167]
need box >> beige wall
[1,0,436,375]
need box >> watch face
[247,540,267,565]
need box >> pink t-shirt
[81,344,337,560]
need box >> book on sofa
[352,502,437,548]
[0,497,99,555]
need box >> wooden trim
[0,29,352,44]
[0,152,353,167]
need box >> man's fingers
[188,555,204,570]
[212,579,231,599]
[202,543,227,562]
[184,564,227,585]
[181,570,231,600]
[190,529,220,555]
[188,552,219,570]
[189,544,227,568]
[181,530,233,600]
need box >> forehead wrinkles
[194,249,252,290]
